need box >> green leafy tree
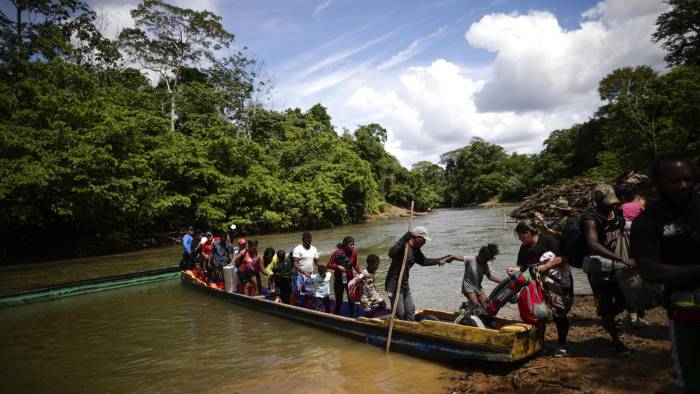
[118,0,234,131]
[0,0,117,68]
[653,0,700,67]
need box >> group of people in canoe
[180,231,389,318]
[180,156,700,392]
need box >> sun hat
[549,197,572,211]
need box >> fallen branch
[517,365,546,375]
[539,379,582,390]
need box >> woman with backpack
[327,236,361,316]
[508,221,573,357]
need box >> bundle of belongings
[455,267,550,327]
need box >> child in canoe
[309,264,332,313]
[349,254,386,318]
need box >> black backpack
[561,209,624,268]
[560,215,588,269]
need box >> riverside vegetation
[1,0,698,263]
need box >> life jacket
[518,279,549,324]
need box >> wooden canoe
[0,266,180,308]
[180,271,544,362]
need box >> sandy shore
[442,295,672,393]
[364,203,432,221]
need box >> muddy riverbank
[447,295,672,393]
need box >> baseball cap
[411,226,431,241]
[593,184,620,206]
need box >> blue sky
[222,0,596,66]
[85,0,670,166]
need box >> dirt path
[442,296,672,393]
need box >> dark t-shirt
[385,232,439,294]
[630,193,700,301]
[582,209,624,252]
[517,234,571,287]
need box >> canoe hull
[180,272,543,362]
[0,267,180,308]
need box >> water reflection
[0,281,454,393]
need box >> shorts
[238,268,255,283]
[292,271,313,296]
[588,274,627,316]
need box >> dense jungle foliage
[1,0,698,262]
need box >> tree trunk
[14,0,23,51]
[164,77,176,132]
[170,94,176,132]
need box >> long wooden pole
[385,200,414,353]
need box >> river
[0,208,591,393]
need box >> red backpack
[518,280,549,324]
[347,276,364,302]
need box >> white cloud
[298,31,393,79]
[313,0,333,19]
[377,25,448,70]
[345,59,584,165]
[91,0,221,39]
[465,0,668,112]
[269,0,670,167]
[93,3,135,39]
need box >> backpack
[272,251,294,277]
[211,240,229,268]
[486,271,532,316]
[562,209,625,268]
[560,215,586,268]
[347,276,363,302]
[518,279,549,324]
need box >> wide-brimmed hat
[549,197,572,211]
[411,226,432,241]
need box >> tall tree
[653,0,700,67]
[118,0,234,131]
[596,66,664,169]
[0,0,115,68]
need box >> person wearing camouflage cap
[582,183,636,355]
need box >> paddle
[385,200,414,353]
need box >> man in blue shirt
[181,226,194,269]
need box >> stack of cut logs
[510,172,650,218]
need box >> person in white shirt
[291,232,320,307]
[309,265,332,312]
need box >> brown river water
[0,208,592,393]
